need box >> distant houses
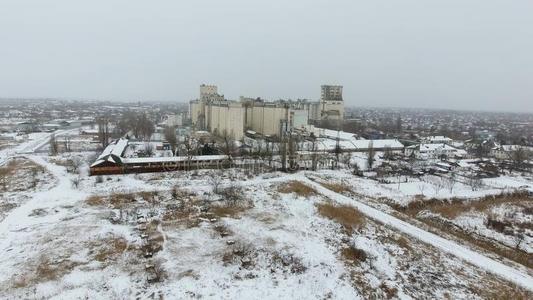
[12,119,88,133]
[491,145,533,160]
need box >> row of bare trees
[115,112,155,141]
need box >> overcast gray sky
[1,0,532,112]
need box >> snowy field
[0,138,532,299]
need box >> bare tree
[181,136,195,171]
[431,177,444,195]
[221,133,236,161]
[138,113,155,141]
[352,162,360,176]
[383,146,393,161]
[63,136,71,152]
[367,141,375,170]
[341,153,351,169]
[222,184,243,207]
[474,143,489,160]
[516,229,525,250]
[71,176,81,189]
[417,182,426,195]
[208,171,223,194]
[445,173,456,194]
[468,176,483,191]
[333,132,342,169]
[395,115,402,133]
[144,142,154,157]
[67,156,84,174]
[116,111,137,136]
[164,126,178,156]
[287,132,300,171]
[97,116,110,148]
[310,133,319,171]
[509,146,529,172]
[30,167,39,189]
[49,134,58,156]
[261,139,274,169]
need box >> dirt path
[0,155,89,284]
[303,177,533,291]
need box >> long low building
[90,138,229,175]
[301,138,404,153]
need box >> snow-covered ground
[1,134,532,299]
[311,169,532,206]
[0,150,532,298]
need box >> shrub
[316,203,365,231]
[341,246,367,262]
[277,181,317,197]
[86,195,105,206]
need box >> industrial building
[189,84,345,140]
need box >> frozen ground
[1,149,532,299]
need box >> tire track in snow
[304,178,533,291]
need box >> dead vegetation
[319,181,352,194]
[212,224,233,238]
[162,205,197,223]
[399,191,532,219]
[11,255,82,289]
[221,240,308,276]
[470,281,532,300]
[86,195,105,206]
[277,181,317,197]
[341,246,367,263]
[419,215,533,269]
[222,241,256,269]
[0,158,47,192]
[316,202,365,232]
[91,237,129,263]
[36,256,80,282]
[388,191,533,268]
[84,192,137,208]
[210,206,248,218]
[270,251,307,274]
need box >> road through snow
[0,155,89,274]
[0,128,80,166]
[304,178,533,291]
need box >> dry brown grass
[138,191,160,203]
[320,182,352,194]
[419,216,533,269]
[471,281,532,300]
[162,209,194,222]
[341,246,367,263]
[92,237,128,262]
[84,192,140,208]
[271,252,307,274]
[316,203,365,231]
[9,255,83,287]
[108,192,136,209]
[36,257,76,281]
[1,158,47,192]
[86,195,105,206]
[395,236,412,251]
[222,241,256,268]
[379,282,399,299]
[277,181,317,197]
[401,191,532,219]
[383,190,533,268]
[210,206,247,218]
